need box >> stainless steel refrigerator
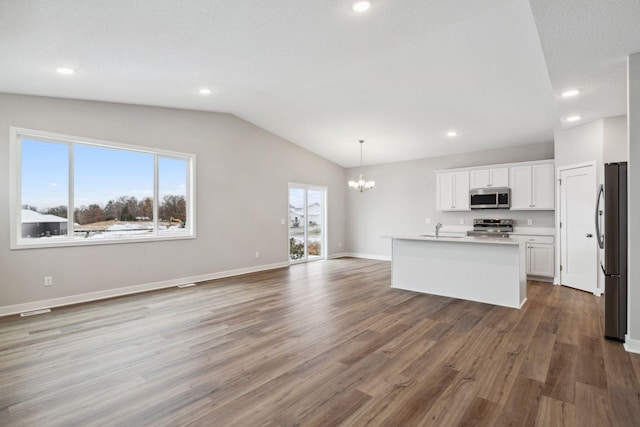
[596,162,627,341]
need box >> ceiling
[0,1,639,167]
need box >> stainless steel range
[466,219,513,238]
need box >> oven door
[470,191,498,209]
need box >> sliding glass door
[288,184,326,262]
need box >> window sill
[10,233,196,250]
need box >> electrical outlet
[44,276,53,287]
[527,219,533,225]
[338,242,342,248]
[459,218,464,225]
[255,251,260,258]
[425,218,431,224]
[280,218,285,225]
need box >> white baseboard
[0,261,289,317]
[328,252,351,259]
[624,335,640,354]
[340,252,391,261]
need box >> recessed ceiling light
[447,131,457,137]
[199,88,212,95]
[352,1,371,12]
[561,89,580,98]
[56,67,75,75]
[566,115,582,122]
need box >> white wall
[555,115,627,169]
[628,52,640,351]
[0,93,347,310]
[554,119,604,170]
[604,115,628,163]
[346,142,555,258]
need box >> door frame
[287,183,328,264]
[555,161,601,295]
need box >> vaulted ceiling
[1,1,639,167]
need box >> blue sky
[21,139,187,210]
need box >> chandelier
[348,139,375,192]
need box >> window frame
[10,127,196,249]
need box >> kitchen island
[388,235,527,308]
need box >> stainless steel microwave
[469,188,510,209]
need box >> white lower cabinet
[527,243,554,277]
[512,234,555,279]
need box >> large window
[10,128,195,248]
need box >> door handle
[595,185,604,249]
[586,233,593,238]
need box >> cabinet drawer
[512,235,554,244]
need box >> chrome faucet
[435,222,443,238]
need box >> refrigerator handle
[595,184,604,249]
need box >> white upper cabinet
[532,163,555,209]
[469,168,509,189]
[509,162,555,210]
[437,160,554,211]
[510,166,533,209]
[437,171,470,211]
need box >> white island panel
[391,237,527,308]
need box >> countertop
[386,234,523,245]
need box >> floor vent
[20,308,52,317]
[177,283,197,288]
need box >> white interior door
[559,164,598,293]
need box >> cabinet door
[509,166,532,209]
[490,168,509,187]
[437,172,469,211]
[453,171,470,210]
[528,243,554,277]
[470,168,508,188]
[470,170,490,189]
[532,163,555,209]
[437,173,454,211]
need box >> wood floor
[1,258,639,426]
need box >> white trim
[339,252,392,261]
[0,261,289,317]
[329,252,351,259]
[624,334,640,354]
